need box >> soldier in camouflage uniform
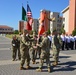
[16,33,21,60]
[11,35,18,61]
[52,30,62,66]
[30,32,37,64]
[20,29,32,70]
[37,36,42,58]
[36,31,51,72]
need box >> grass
[6,34,18,39]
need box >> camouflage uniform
[20,30,31,69]
[52,32,62,66]
[16,36,21,60]
[11,36,18,61]
[30,32,37,64]
[37,36,42,58]
[36,31,51,72]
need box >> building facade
[32,19,39,32]
[50,12,63,33]
[62,0,76,34]
[18,21,24,32]
[18,20,39,33]
[69,0,76,34]
[0,25,14,34]
[62,6,69,33]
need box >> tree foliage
[60,25,65,34]
[14,30,19,34]
[72,28,76,36]
[48,29,51,34]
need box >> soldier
[74,35,76,49]
[36,31,51,72]
[70,34,75,50]
[65,34,70,50]
[52,30,62,66]
[30,32,37,64]
[11,35,18,61]
[16,33,22,60]
[37,36,42,58]
[20,29,32,70]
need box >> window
[63,18,65,22]
[57,20,59,22]
[37,24,39,26]
[59,20,61,22]
[5,29,7,30]
[57,24,61,27]
[37,21,39,23]
[58,15,59,18]
[11,29,13,31]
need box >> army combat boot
[32,61,36,64]
[26,66,32,69]
[32,60,36,64]
[36,68,42,72]
[52,61,58,66]
[48,68,51,72]
[20,67,26,70]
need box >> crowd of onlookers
[48,33,76,50]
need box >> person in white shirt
[61,33,65,50]
[70,34,75,50]
[74,35,76,49]
[48,33,52,48]
[65,34,70,50]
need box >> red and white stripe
[27,12,32,17]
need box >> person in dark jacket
[11,35,18,61]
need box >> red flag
[38,20,45,36]
[26,21,32,30]
[38,10,47,36]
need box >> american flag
[26,3,33,30]
[27,4,32,18]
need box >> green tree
[14,30,19,34]
[48,29,51,35]
[60,25,65,34]
[72,28,76,36]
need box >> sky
[0,0,69,30]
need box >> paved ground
[0,35,76,75]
